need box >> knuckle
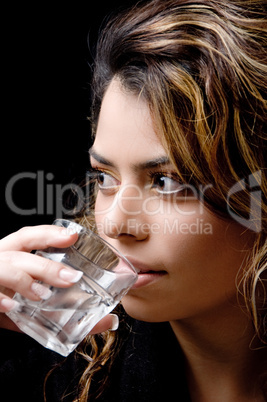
[15,226,50,252]
[12,269,29,288]
[13,227,34,251]
[0,251,17,265]
[17,225,61,251]
[38,257,59,277]
[15,226,32,238]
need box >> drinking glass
[7,219,137,356]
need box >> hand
[0,225,119,333]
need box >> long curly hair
[73,1,267,400]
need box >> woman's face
[90,79,254,323]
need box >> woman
[0,0,266,401]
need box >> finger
[0,251,83,301]
[0,294,22,331]
[0,294,20,313]
[0,225,78,253]
[88,314,119,334]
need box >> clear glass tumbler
[7,219,137,356]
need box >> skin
[91,79,253,323]
[90,79,265,401]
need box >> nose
[99,184,149,241]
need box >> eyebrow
[89,147,171,171]
[89,148,115,167]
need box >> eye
[95,170,120,193]
[151,173,183,194]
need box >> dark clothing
[0,320,190,401]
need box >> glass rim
[53,219,137,274]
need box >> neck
[170,304,266,401]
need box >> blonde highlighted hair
[74,0,267,399]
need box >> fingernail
[61,226,79,236]
[1,298,20,312]
[59,268,83,283]
[31,282,53,300]
[109,314,119,331]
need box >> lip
[126,257,167,289]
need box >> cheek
[164,217,253,304]
[94,195,111,234]
[152,209,253,300]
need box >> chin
[121,294,167,323]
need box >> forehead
[92,80,166,164]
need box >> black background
[1,1,138,238]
